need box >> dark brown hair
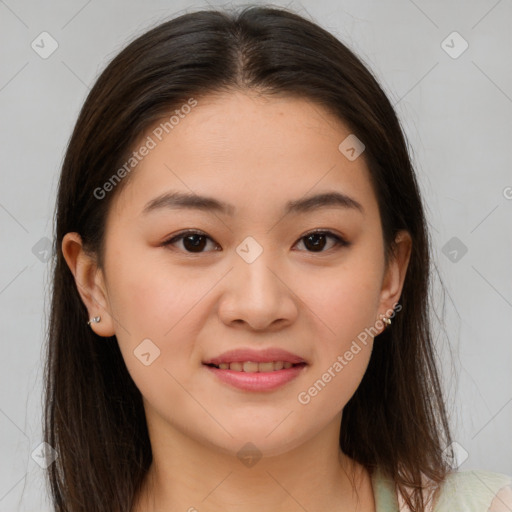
[44,4,454,511]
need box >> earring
[87,316,101,326]
[379,314,392,329]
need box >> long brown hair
[44,5,454,511]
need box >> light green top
[371,467,512,512]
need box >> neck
[132,414,375,512]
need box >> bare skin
[62,90,411,511]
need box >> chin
[201,422,311,459]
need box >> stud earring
[379,314,392,329]
[87,316,101,326]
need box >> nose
[217,248,299,332]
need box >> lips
[210,361,302,372]
[203,348,308,391]
[203,348,307,367]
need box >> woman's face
[68,91,410,457]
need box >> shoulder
[432,469,512,512]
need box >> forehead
[108,91,378,222]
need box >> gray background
[1,0,511,510]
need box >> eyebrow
[142,190,364,216]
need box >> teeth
[214,361,300,372]
[243,361,259,372]
[258,361,274,372]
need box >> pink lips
[203,348,307,392]
[203,348,306,366]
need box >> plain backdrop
[0,0,511,510]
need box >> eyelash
[161,229,350,254]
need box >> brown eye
[295,230,349,253]
[163,230,219,253]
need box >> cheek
[106,242,203,337]
[292,251,382,404]
[107,257,202,411]
[103,245,201,383]
[297,256,383,345]
[296,274,377,415]
[297,346,372,421]
[105,245,230,401]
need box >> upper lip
[203,348,306,365]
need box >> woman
[44,5,512,511]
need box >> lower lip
[204,364,307,391]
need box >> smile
[206,361,305,372]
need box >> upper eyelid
[166,228,345,239]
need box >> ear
[61,232,116,337]
[376,230,412,330]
